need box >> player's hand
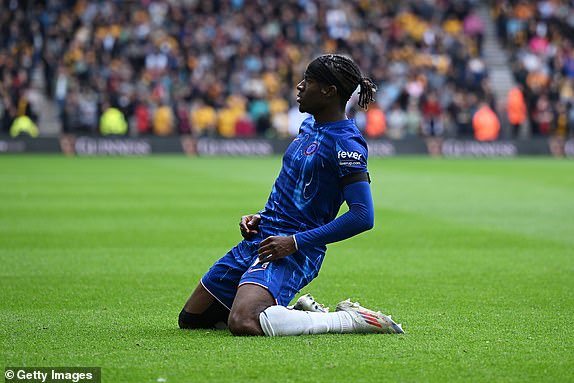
[258,235,296,262]
[239,213,261,239]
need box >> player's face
[296,75,327,115]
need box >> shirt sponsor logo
[304,142,319,156]
[338,150,363,166]
[337,150,363,160]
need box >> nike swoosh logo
[248,267,267,273]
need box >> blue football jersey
[259,116,369,249]
[201,116,370,307]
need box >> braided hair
[305,54,377,110]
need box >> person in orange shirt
[506,86,527,137]
[472,102,500,141]
[365,102,386,138]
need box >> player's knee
[228,310,263,336]
[178,308,220,329]
[178,302,230,329]
[178,309,197,329]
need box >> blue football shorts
[201,235,323,310]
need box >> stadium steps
[30,66,61,136]
[477,5,515,105]
[477,4,526,138]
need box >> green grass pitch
[1,155,573,382]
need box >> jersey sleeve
[334,135,369,178]
[293,180,374,250]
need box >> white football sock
[259,305,355,336]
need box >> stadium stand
[0,0,572,139]
[492,0,574,138]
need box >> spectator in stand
[54,65,69,126]
[77,87,99,134]
[249,96,271,137]
[153,102,175,136]
[473,102,500,141]
[269,96,290,137]
[134,99,151,135]
[463,9,485,53]
[506,85,528,138]
[449,92,474,137]
[531,94,554,135]
[404,101,423,137]
[175,99,192,136]
[100,102,128,136]
[421,92,443,137]
[386,102,407,140]
[365,103,386,138]
[235,112,256,137]
[10,114,39,138]
[191,100,217,137]
[555,102,569,138]
[218,96,245,138]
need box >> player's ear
[321,85,337,97]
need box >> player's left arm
[293,176,374,249]
[258,135,372,262]
[257,175,374,262]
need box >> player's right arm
[239,213,261,239]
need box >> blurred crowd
[493,0,574,138]
[0,0,573,140]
